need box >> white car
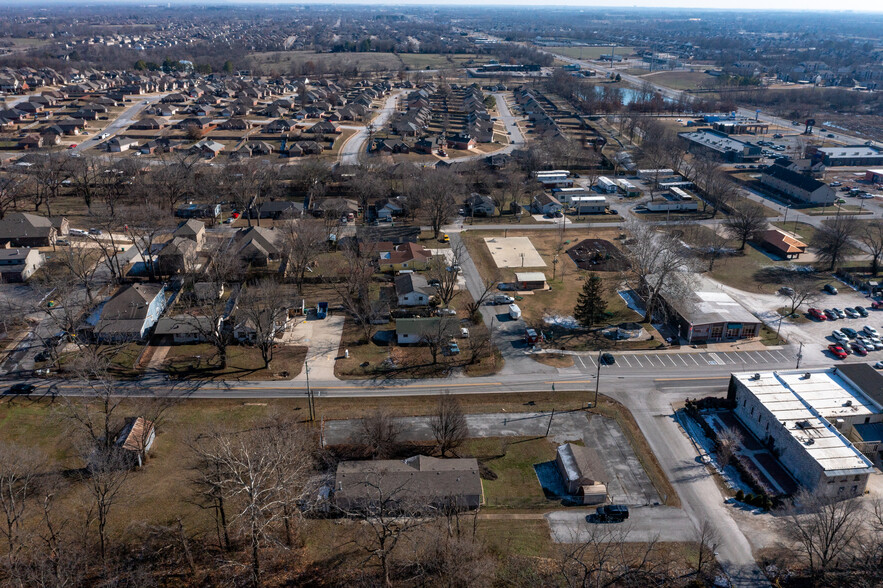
[833,330,849,343]
[493,294,514,305]
[864,326,879,337]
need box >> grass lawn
[463,436,559,509]
[772,221,817,243]
[162,343,307,380]
[640,70,718,91]
[532,353,575,368]
[55,342,144,379]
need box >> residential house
[0,247,43,282]
[531,193,564,215]
[173,219,206,247]
[235,226,282,266]
[465,193,496,217]
[153,315,216,344]
[307,120,340,135]
[156,237,198,275]
[377,242,433,272]
[446,133,476,150]
[373,198,405,221]
[176,203,221,219]
[394,273,434,307]
[0,212,58,246]
[190,139,225,159]
[333,455,483,512]
[129,117,165,130]
[107,137,139,152]
[250,200,304,220]
[95,284,166,341]
[395,316,458,345]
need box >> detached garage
[514,271,547,291]
[555,443,607,504]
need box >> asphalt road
[71,93,166,154]
[338,90,405,166]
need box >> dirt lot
[567,238,629,271]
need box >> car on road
[593,504,629,522]
[441,233,450,243]
[855,307,870,317]
[827,133,836,138]
[852,343,869,356]
[865,326,879,337]
[68,143,77,149]
[828,344,848,359]
[493,294,515,305]
[841,327,858,339]
[844,308,860,318]
[824,284,838,295]
[7,383,35,395]
[833,330,849,343]
[824,309,837,320]
[600,352,615,365]
[88,228,103,235]
[832,308,846,319]
[773,133,784,139]
[808,308,827,321]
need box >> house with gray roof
[94,284,166,341]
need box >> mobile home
[597,176,618,194]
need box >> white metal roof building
[728,368,879,499]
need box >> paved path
[290,315,345,381]
[338,91,404,166]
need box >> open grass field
[463,436,559,509]
[245,51,486,73]
[545,46,636,60]
[640,70,717,91]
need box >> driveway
[289,315,345,381]
[546,506,695,543]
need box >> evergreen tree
[574,274,607,329]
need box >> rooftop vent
[803,372,812,379]
[753,373,761,380]
[845,400,853,407]
[796,420,813,429]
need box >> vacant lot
[162,343,307,380]
[546,46,636,60]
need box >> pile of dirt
[566,239,629,271]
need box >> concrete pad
[484,236,546,268]
[289,315,345,381]
[546,507,696,543]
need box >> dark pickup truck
[595,505,629,522]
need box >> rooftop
[679,129,754,153]
[663,285,757,326]
[819,145,883,158]
[734,368,879,474]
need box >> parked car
[7,383,35,395]
[808,308,827,321]
[600,352,615,365]
[594,505,629,522]
[855,307,870,317]
[778,286,795,296]
[824,284,838,295]
[833,308,846,319]
[55,239,70,246]
[446,342,460,355]
[844,308,860,318]
[841,327,858,339]
[493,294,515,305]
[824,309,837,320]
[833,330,849,343]
[88,228,103,236]
[829,344,848,359]
[872,301,883,310]
[865,326,879,337]
[437,308,457,316]
[852,343,869,356]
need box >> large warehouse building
[728,367,880,499]
[678,129,762,163]
[811,145,883,167]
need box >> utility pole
[796,342,804,369]
[305,360,315,421]
[593,349,602,408]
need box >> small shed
[555,443,607,505]
[514,271,547,291]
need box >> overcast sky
[188,0,882,12]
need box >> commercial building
[656,284,761,343]
[866,169,883,184]
[728,367,880,499]
[760,163,836,205]
[678,129,762,163]
[811,145,883,167]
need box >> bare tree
[0,173,24,219]
[423,316,458,364]
[724,202,767,250]
[410,169,460,239]
[328,240,381,343]
[54,239,103,304]
[357,408,402,459]
[429,241,464,309]
[340,470,435,587]
[780,491,863,582]
[715,426,743,467]
[558,521,666,587]
[279,218,327,291]
[778,273,821,316]
[859,219,883,276]
[810,216,858,271]
[621,219,694,324]
[67,154,103,212]
[236,278,289,368]
[0,444,43,565]
[83,447,132,562]
[121,203,177,281]
[25,153,70,216]
[431,392,468,458]
[465,275,500,319]
[695,520,721,580]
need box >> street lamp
[593,349,603,408]
[305,360,315,421]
